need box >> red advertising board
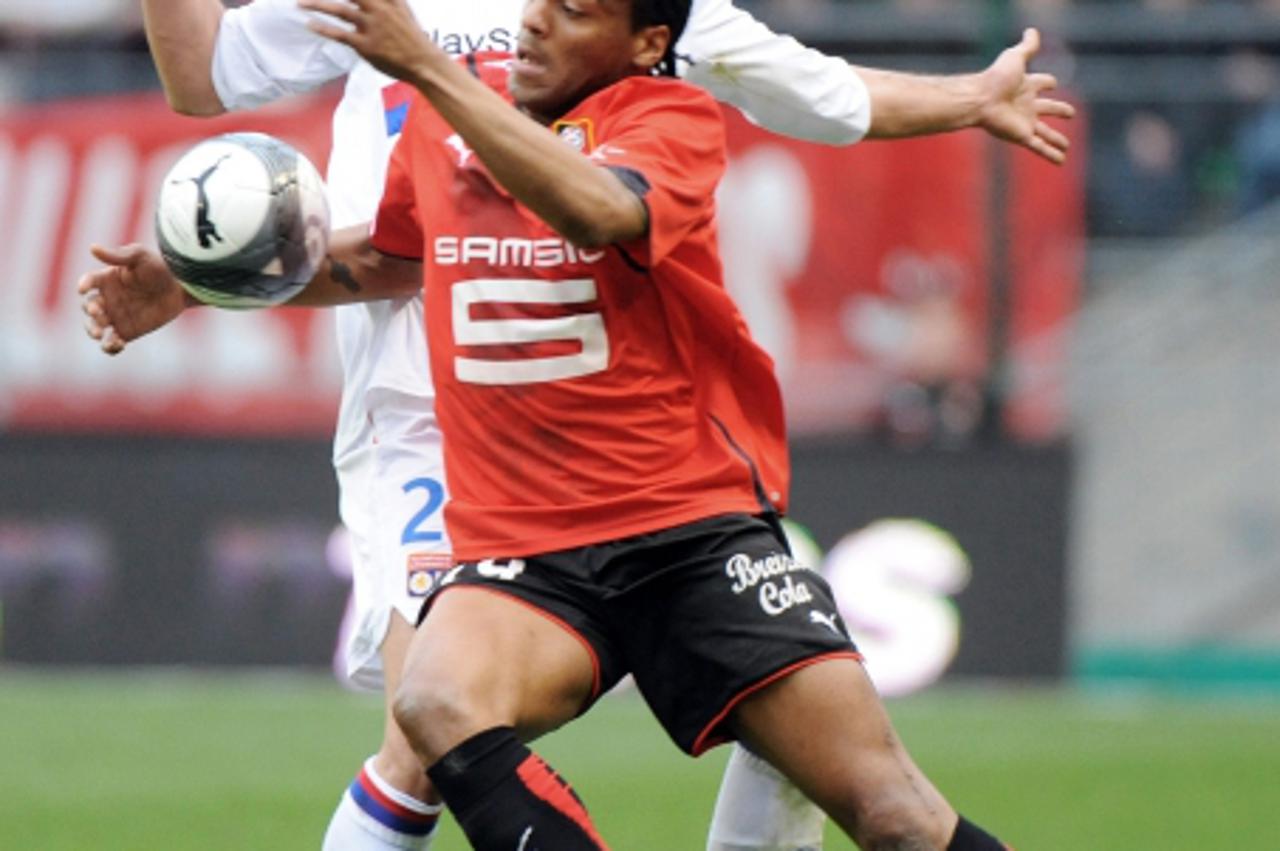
[0,91,1081,440]
[719,107,1084,442]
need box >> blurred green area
[2,672,1279,850]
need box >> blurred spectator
[1225,50,1280,213]
[1089,109,1196,236]
[845,253,986,448]
[1235,105,1280,212]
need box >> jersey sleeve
[678,0,870,146]
[370,127,424,260]
[588,84,727,268]
[212,0,358,111]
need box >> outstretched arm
[857,28,1074,164]
[142,0,355,117]
[141,0,227,116]
[78,226,420,354]
[679,0,1072,163]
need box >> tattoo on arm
[330,259,362,294]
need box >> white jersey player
[82,3,1073,850]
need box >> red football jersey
[372,57,789,560]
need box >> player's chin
[510,80,561,121]
[509,71,544,102]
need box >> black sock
[427,726,609,851]
[948,815,1012,850]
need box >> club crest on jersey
[553,118,595,153]
[407,552,454,597]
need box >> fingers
[77,269,105,297]
[89,242,147,267]
[79,281,129,354]
[1035,120,1070,154]
[1027,136,1066,167]
[305,19,356,46]
[84,319,126,355]
[298,0,360,45]
[1024,122,1068,166]
[1036,96,1076,121]
[1020,27,1041,57]
[1028,72,1059,94]
[100,326,126,356]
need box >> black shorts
[422,513,861,755]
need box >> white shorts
[335,390,451,691]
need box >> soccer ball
[155,132,330,309]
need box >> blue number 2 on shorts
[401,477,445,544]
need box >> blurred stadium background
[2,1,1278,848]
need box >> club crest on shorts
[553,118,595,153]
[407,552,453,596]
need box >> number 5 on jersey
[452,277,609,385]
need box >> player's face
[511,0,668,123]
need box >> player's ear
[630,24,670,74]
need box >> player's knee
[392,677,459,761]
[392,675,492,763]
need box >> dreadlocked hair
[631,0,692,77]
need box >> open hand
[980,28,1076,165]
[78,244,189,355]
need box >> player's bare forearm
[142,0,227,116]
[857,29,1075,165]
[288,224,422,306]
[79,228,416,355]
[300,0,648,247]
[857,67,987,138]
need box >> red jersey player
[371,54,789,561]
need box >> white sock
[321,757,442,851]
[706,744,825,851]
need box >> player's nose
[519,0,552,38]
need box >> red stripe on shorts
[691,650,864,756]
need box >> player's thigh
[728,657,954,844]
[401,585,598,751]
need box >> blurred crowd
[3,0,1280,233]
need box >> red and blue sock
[327,758,441,850]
